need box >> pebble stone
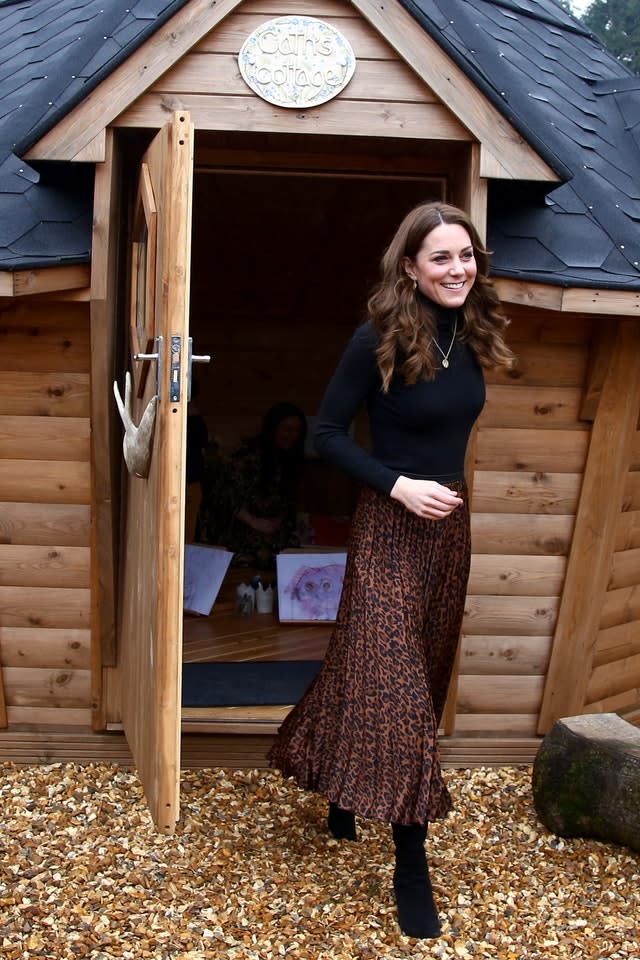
[0,763,638,959]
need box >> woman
[268,202,513,938]
[199,401,307,569]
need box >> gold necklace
[431,315,457,369]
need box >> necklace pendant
[442,358,449,368]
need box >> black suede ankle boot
[328,801,357,840]
[391,822,441,938]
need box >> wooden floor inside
[183,610,331,663]
[181,568,331,730]
[183,564,330,661]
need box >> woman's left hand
[390,476,463,519]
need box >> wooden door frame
[91,128,487,756]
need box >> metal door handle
[133,336,163,399]
[187,339,211,402]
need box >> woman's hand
[390,476,463,519]
[236,508,282,535]
[252,516,282,535]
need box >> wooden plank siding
[0,300,93,729]
[0,728,541,768]
[586,424,640,719]
[115,0,472,143]
[538,320,640,731]
[458,304,594,737]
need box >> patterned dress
[268,306,485,824]
[268,483,470,824]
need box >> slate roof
[0,0,187,270]
[0,0,638,292]
[404,0,640,289]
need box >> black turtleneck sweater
[313,307,485,494]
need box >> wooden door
[118,112,194,833]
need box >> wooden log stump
[532,713,640,853]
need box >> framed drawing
[129,162,157,398]
[277,550,347,623]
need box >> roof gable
[25,0,554,185]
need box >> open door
[118,112,194,833]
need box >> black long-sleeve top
[313,309,485,495]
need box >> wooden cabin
[0,0,639,831]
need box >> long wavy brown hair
[368,201,514,390]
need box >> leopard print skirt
[267,482,471,825]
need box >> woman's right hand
[390,476,463,520]
[252,516,282,535]
[236,508,282,535]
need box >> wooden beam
[562,287,640,317]
[24,0,245,162]
[537,321,640,732]
[72,130,106,163]
[468,146,487,246]
[0,662,7,728]
[89,129,121,723]
[117,94,469,141]
[348,0,558,182]
[0,728,542,768]
[580,326,618,421]
[494,279,565,312]
[495,278,640,317]
[0,265,90,297]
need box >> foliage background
[568,0,640,73]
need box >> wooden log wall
[0,300,93,729]
[458,306,593,736]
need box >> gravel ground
[0,763,638,960]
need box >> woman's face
[404,222,477,308]
[274,415,304,450]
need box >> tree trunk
[532,713,640,853]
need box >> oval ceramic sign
[238,16,356,109]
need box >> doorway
[181,131,446,726]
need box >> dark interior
[188,132,446,521]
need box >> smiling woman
[268,201,515,940]
[402,222,477,309]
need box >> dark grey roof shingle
[0,0,189,269]
[0,0,638,290]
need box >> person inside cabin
[198,400,307,569]
[268,201,514,939]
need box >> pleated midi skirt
[267,482,471,825]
